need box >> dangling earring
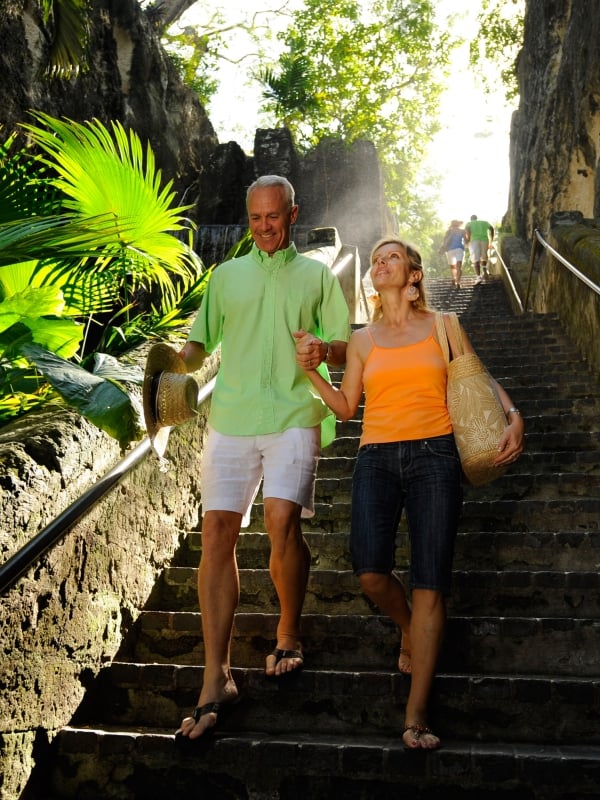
[407,284,419,300]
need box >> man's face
[247,186,299,255]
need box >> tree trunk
[150,0,199,29]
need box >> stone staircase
[46,276,600,799]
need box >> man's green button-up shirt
[188,242,351,439]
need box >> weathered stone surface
[0,338,219,800]
[0,0,218,198]
[508,0,600,240]
[533,218,600,381]
[0,5,387,269]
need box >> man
[175,175,350,741]
[465,214,494,284]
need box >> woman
[439,220,465,289]
[294,236,525,749]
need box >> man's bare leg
[264,497,310,676]
[177,510,241,739]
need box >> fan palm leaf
[21,113,200,304]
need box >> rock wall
[0,340,219,800]
[533,214,600,381]
[1,0,218,197]
[0,2,387,262]
[508,0,600,242]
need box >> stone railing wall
[499,216,600,382]
[532,216,600,382]
[0,339,219,800]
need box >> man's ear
[290,204,299,224]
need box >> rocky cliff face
[508,0,600,241]
[0,1,386,254]
[1,0,218,197]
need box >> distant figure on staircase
[465,214,494,284]
[173,174,350,743]
[295,235,524,749]
[439,219,465,289]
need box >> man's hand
[293,329,327,371]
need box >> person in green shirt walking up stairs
[465,214,494,284]
[172,174,350,743]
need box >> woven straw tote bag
[435,312,508,486]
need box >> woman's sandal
[402,723,440,750]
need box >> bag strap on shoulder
[435,312,464,363]
[435,312,450,365]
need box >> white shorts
[445,248,464,266]
[200,426,321,528]
[469,240,489,262]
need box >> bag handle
[435,312,464,364]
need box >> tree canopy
[255,0,451,245]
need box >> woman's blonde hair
[368,236,428,321]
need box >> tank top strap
[365,327,377,345]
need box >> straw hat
[143,343,198,457]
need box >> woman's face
[370,243,409,290]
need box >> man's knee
[264,498,302,534]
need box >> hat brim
[143,343,187,457]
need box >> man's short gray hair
[246,175,295,208]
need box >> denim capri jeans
[350,434,462,595]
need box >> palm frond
[40,0,91,77]
[22,114,198,294]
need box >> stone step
[155,566,600,619]
[41,280,600,800]
[69,661,600,746]
[130,612,600,676]
[309,470,599,504]
[50,726,600,800]
[178,529,600,573]
[246,496,600,533]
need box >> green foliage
[469,0,525,102]
[258,48,320,125]
[261,0,449,152]
[38,0,91,77]
[0,115,210,444]
[258,0,450,234]
[22,343,139,447]
[163,29,220,106]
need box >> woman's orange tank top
[360,322,452,447]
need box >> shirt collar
[251,242,298,268]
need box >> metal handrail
[525,228,600,311]
[0,377,216,595]
[493,240,524,314]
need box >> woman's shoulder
[349,325,375,357]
